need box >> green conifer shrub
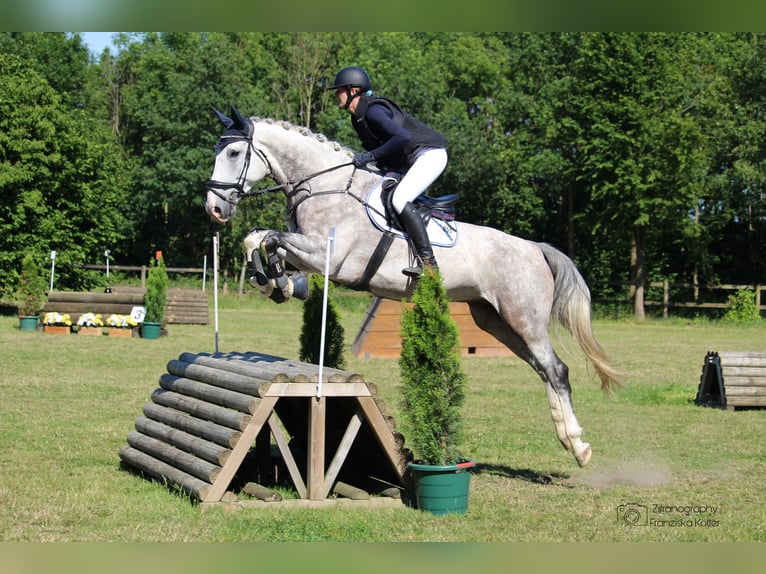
[399,271,466,466]
[299,274,345,368]
[16,253,48,317]
[144,255,168,323]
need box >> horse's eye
[228,149,241,160]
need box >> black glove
[353,151,374,167]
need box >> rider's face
[335,87,359,113]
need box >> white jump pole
[316,227,336,399]
[49,250,56,291]
[202,254,207,292]
[213,234,220,353]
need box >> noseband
[206,134,274,205]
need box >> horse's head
[206,106,271,223]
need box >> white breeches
[391,147,448,213]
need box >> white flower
[43,312,72,326]
[105,314,137,328]
[77,312,103,327]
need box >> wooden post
[203,396,278,502]
[663,280,669,318]
[307,397,326,500]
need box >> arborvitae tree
[399,271,466,466]
[144,255,168,323]
[299,274,345,368]
[16,253,47,317]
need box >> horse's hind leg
[468,301,591,467]
[542,367,591,467]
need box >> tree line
[2,32,765,317]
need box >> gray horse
[206,107,622,467]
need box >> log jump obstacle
[45,286,210,325]
[352,297,514,359]
[119,351,408,508]
[696,351,766,410]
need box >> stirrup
[402,258,438,278]
[402,264,423,278]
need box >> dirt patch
[572,458,674,489]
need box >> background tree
[2,32,765,318]
[0,39,130,298]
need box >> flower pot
[78,326,103,336]
[407,460,476,515]
[108,328,134,338]
[141,321,162,339]
[44,325,70,335]
[18,316,39,332]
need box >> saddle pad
[364,178,458,248]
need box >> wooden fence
[594,281,766,316]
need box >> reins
[207,130,389,221]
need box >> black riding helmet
[329,66,372,92]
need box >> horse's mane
[249,116,354,158]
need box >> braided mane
[249,116,354,158]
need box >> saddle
[380,174,459,231]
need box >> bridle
[206,130,366,216]
[206,134,274,204]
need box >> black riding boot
[398,201,438,277]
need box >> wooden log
[127,431,222,484]
[722,376,766,387]
[143,402,242,448]
[47,290,145,304]
[722,366,766,377]
[723,386,766,396]
[333,481,369,500]
[717,351,766,361]
[119,445,211,501]
[158,374,260,414]
[726,396,766,407]
[242,482,282,502]
[166,360,266,397]
[134,416,231,466]
[151,387,253,430]
[176,353,274,388]
[380,487,402,499]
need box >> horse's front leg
[243,229,310,303]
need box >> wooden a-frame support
[120,351,408,509]
[202,381,407,504]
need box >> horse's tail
[537,242,624,394]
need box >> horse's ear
[230,106,247,128]
[213,107,233,128]
[229,106,253,138]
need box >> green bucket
[408,460,476,515]
[141,321,162,339]
[18,316,39,332]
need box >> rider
[329,66,448,277]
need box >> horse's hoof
[575,443,592,467]
[290,271,309,300]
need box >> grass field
[1,291,765,543]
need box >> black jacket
[352,95,447,172]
